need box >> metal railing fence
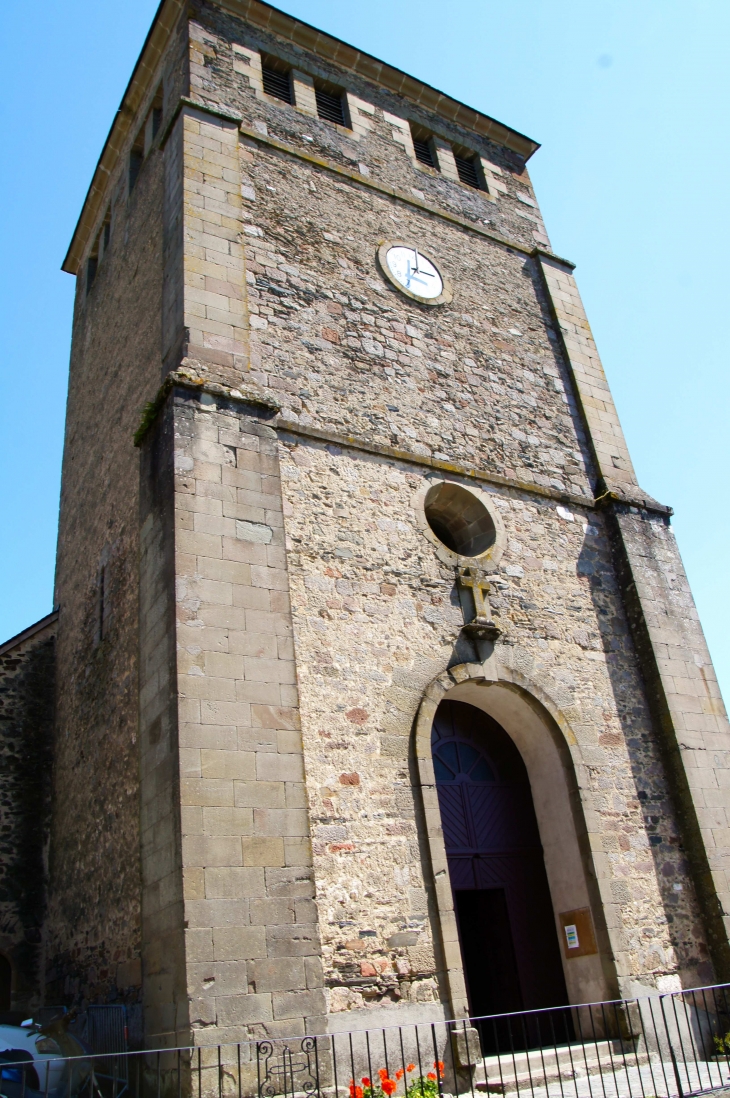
[2,983,730,1098]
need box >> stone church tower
[4,0,730,1052]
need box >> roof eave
[0,609,59,656]
[228,0,539,158]
[62,0,540,275]
[62,0,185,275]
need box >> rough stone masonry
[1,0,728,1053]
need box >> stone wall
[138,395,186,1047]
[277,435,712,1022]
[175,5,593,504]
[0,615,56,1012]
[47,41,176,1023]
[609,508,730,979]
[238,169,591,497]
[188,3,548,254]
[172,384,326,1042]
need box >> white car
[0,1020,90,1097]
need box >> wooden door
[432,700,569,1018]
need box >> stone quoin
[1,0,729,1053]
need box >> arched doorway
[0,953,11,1011]
[432,700,569,1020]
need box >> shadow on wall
[403,580,481,1013]
[576,527,714,986]
[0,633,55,1010]
[0,954,11,1010]
[407,744,454,1012]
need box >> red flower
[349,1084,363,1098]
[362,1080,371,1088]
[382,1081,396,1096]
[434,1062,445,1078]
[378,1069,389,1082]
[427,1074,436,1082]
[395,1070,404,1081]
[406,1065,416,1074]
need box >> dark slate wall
[0,619,56,1011]
[45,25,186,1024]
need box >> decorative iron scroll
[257,1037,320,1098]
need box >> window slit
[99,565,106,640]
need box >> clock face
[385,246,444,300]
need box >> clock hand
[410,250,434,281]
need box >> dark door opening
[455,888,522,1017]
[433,700,570,1046]
[0,954,11,1011]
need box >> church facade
[2,0,730,1051]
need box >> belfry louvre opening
[413,138,435,167]
[454,152,481,189]
[315,85,347,126]
[424,482,496,556]
[411,124,437,168]
[261,59,293,103]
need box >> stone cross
[457,565,502,641]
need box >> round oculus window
[424,482,496,557]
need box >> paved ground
[501,1061,730,1098]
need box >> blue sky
[1,1,728,701]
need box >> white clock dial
[385,246,444,300]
